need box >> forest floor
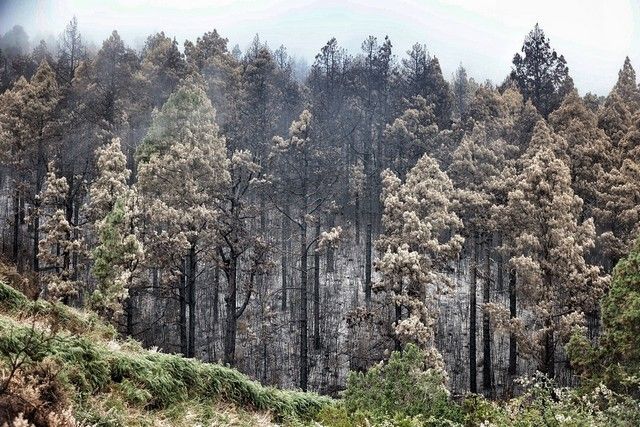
[0,261,331,426]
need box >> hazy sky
[1,0,639,95]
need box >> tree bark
[12,189,19,267]
[354,193,360,244]
[543,318,555,378]
[469,232,478,393]
[187,243,197,358]
[32,201,40,273]
[325,215,335,273]
[314,223,321,350]
[224,256,238,366]
[482,235,492,396]
[394,303,402,351]
[281,210,288,310]
[213,267,219,325]
[126,289,136,337]
[364,126,373,306]
[179,265,188,357]
[299,220,309,391]
[508,268,517,379]
[71,198,79,282]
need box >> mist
[2,0,639,95]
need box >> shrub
[567,236,640,396]
[342,344,463,425]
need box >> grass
[0,279,332,426]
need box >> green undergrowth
[0,280,331,426]
[2,271,640,426]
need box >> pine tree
[0,60,60,270]
[375,154,463,371]
[449,123,512,394]
[549,90,614,220]
[184,29,241,130]
[568,236,640,396]
[595,113,640,269]
[31,40,52,67]
[511,24,573,117]
[599,95,633,151]
[610,57,640,114]
[452,64,477,120]
[401,43,453,128]
[73,30,139,129]
[138,32,188,109]
[87,138,130,221]
[271,110,341,390]
[88,138,143,318]
[136,81,229,357]
[216,149,270,367]
[497,122,606,378]
[383,96,451,176]
[56,17,86,84]
[37,165,82,301]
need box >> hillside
[0,265,331,426]
[4,254,640,427]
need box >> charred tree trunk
[224,256,238,366]
[394,303,402,351]
[213,266,219,325]
[469,232,478,393]
[179,263,188,357]
[364,131,373,306]
[482,235,492,396]
[71,198,79,282]
[126,290,135,337]
[325,215,335,273]
[495,233,503,293]
[314,223,321,350]
[33,141,45,275]
[32,199,40,273]
[187,243,197,358]
[12,189,20,267]
[508,268,517,382]
[281,210,289,310]
[543,317,555,378]
[354,193,360,243]
[299,219,309,390]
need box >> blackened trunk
[469,232,478,393]
[354,193,360,243]
[281,211,288,310]
[508,268,517,377]
[71,199,79,282]
[224,257,238,365]
[543,318,555,378]
[325,215,335,273]
[394,303,402,351]
[213,267,220,324]
[12,190,19,266]
[495,233,503,293]
[32,201,39,273]
[364,132,373,306]
[33,142,44,274]
[482,236,492,396]
[365,222,372,306]
[187,244,197,358]
[63,174,74,273]
[299,221,309,391]
[314,223,321,350]
[179,262,188,357]
[126,290,135,336]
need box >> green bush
[342,344,463,425]
[567,237,640,396]
[0,281,332,425]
